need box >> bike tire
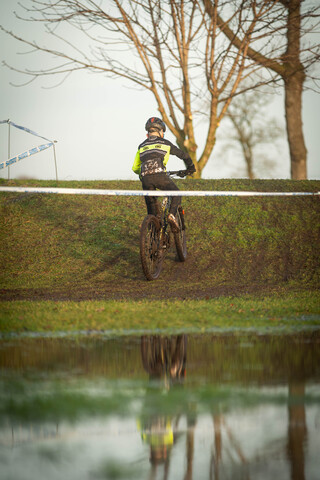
[140,215,163,280]
[174,210,187,262]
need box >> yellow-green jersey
[132,135,193,177]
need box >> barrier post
[53,142,58,183]
[1,120,57,177]
[7,120,11,180]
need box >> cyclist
[132,117,196,231]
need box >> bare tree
[203,0,320,180]
[219,88,285,179]
[0,0,289,178]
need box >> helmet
[145,117,166,133]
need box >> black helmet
[145,117,166,133]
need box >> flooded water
[0,331,320,480]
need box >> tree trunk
[283,0,307,179]
[284,74,307,179]
[203,0,309,179]
[244,145,255,179]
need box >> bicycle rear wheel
[174,209,187,262]
[140,215,163,280]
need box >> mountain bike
[139,170,189,281]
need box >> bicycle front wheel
[174,209,187,262]
[140,215,163,280]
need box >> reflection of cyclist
[138,335,187,468]
[137,416,174,465]
[141,335,187,386]
[132,117,195,231]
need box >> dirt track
[0,245,290,301]
[0,278,311,302]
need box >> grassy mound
[0,178,319,301]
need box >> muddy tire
[140,215,163,280]
[174,209,187,262]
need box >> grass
[0,290,319,334]
[0,178,319,334]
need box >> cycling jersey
[132,135,193,176]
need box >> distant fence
[0,120,58,181]
[0,186,319,197]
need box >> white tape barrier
[0,120,57,179]
[0,186,319,197]
[0,143,53,170]
[0,120,53,143]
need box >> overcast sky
[1,1,319,181]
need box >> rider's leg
[142,176,158,216]
[155,174,181,231]
[158,175,181,216]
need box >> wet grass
[0,290,319,334]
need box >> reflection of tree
[287,382,307,480]
[210,415,222,480]
[139,334,195,479]
[209,380,308,480]
[210,414,249,480]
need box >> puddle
[0,332,319,479]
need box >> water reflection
[139,335,189,475]
[138,336,316,480]
[0,332,319,479]
[287,383,307,480]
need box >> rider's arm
[132,150,141,175]
[167,141,194,170]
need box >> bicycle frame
[139,170,189,280]
[157,196,172,247]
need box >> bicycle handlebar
[167,169,192,178]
